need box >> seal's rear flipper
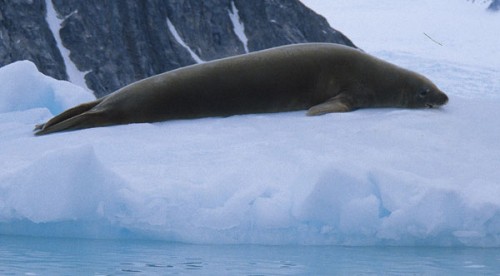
[34,110,107,136]
[34,99,104,135]
[307,96,352,116]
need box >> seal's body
[34,43,448,135]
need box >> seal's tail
[34,98,104,136]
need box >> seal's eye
[419,88,430,97]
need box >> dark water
[0,236,499,275]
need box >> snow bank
[0,145,132,239]
[302,0,500,68]
[0,61,94,115]
[0,145,123,222]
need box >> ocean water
[1,236,499,275]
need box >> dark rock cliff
[0,0,67,80]
[0,0,355,97]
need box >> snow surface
[228,1,249,53]
[166,18,204,64]
[302,0,500,68]
[0,0,499,246]
[44,0,90,89]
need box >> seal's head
[403,72,449,109]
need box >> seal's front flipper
[307,96,352,116]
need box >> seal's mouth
[426,104,434,108]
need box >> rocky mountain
[0,0,67,81]
[0,0,355,97]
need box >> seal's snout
[429,90,448,108]
[438,92,449,106]
[425,91,448,109]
